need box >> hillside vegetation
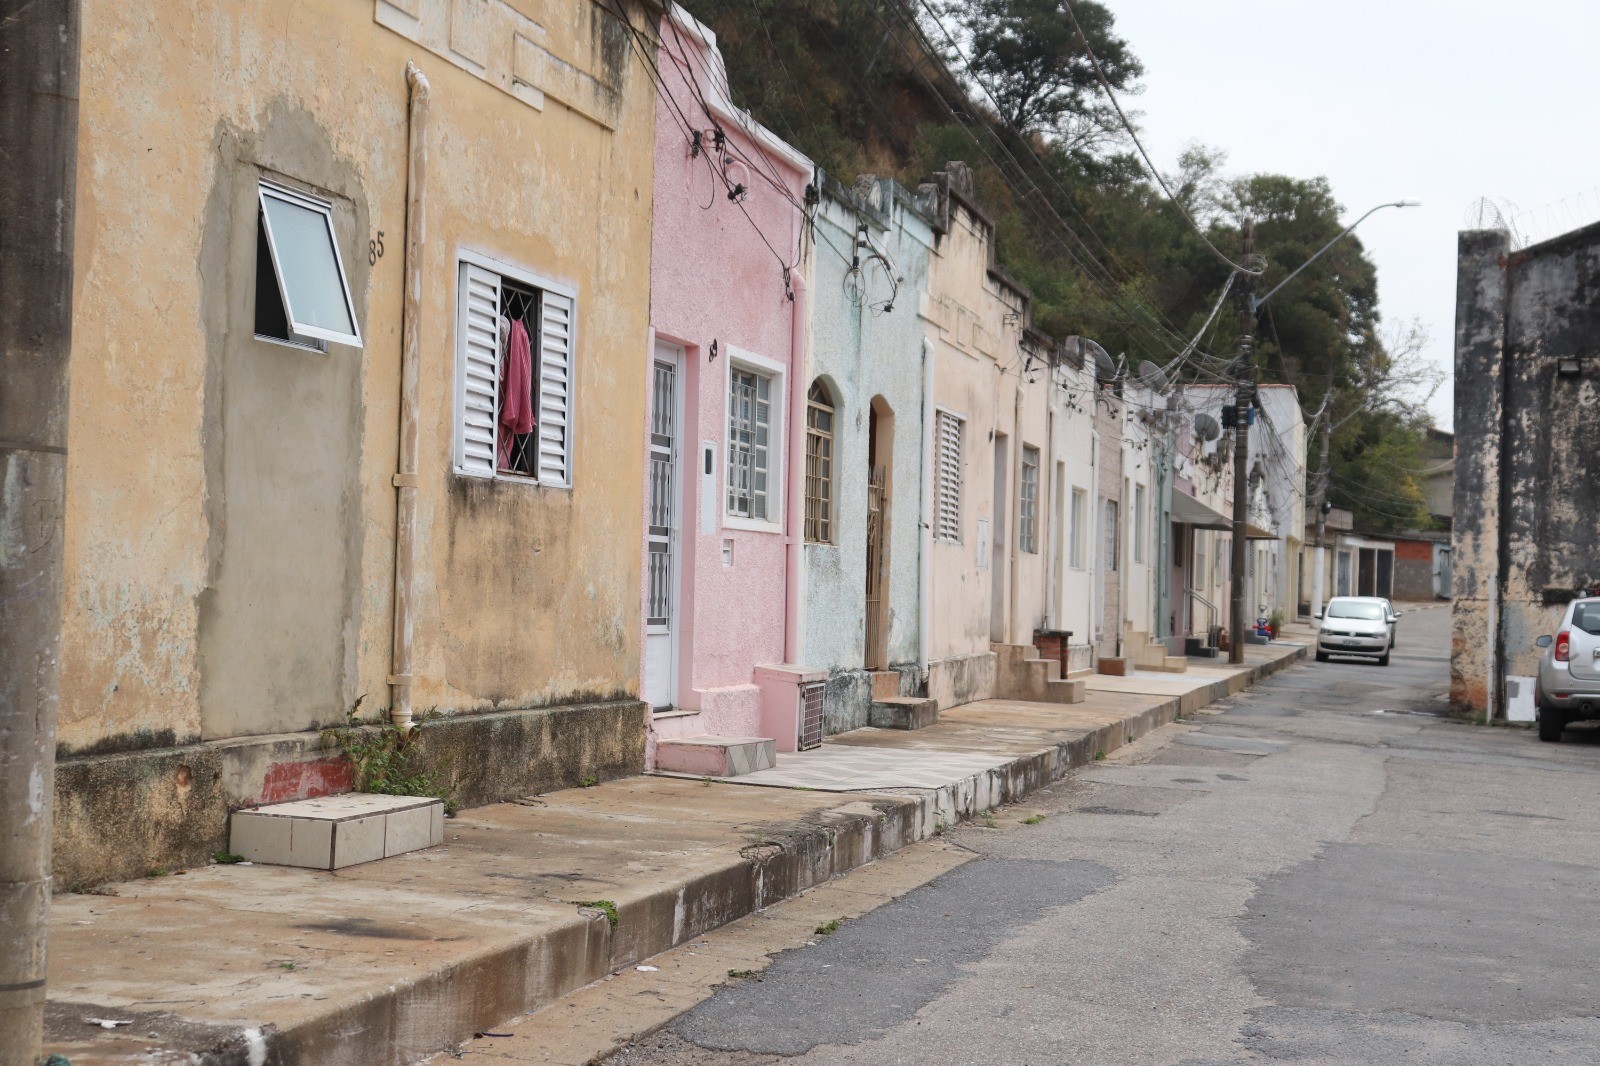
[678,0,1442,532]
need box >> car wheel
[1539,706,1566,743]
[1377,650,1391,666]
[1315,650,1329,663]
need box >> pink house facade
[639,8,820,772]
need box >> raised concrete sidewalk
[45,641,1304,1065]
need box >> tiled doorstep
[229,792,445,870]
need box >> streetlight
[1253,200,1421,313]
[1225,199,1420,663]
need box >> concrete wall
[1046,358,1099,645]
[1094,397,1123,653]
[1120,386,1158,641]
[1451,222,1600,717]
[1450,230,1509,714]
[643,10,812,744]
[1393,537,1438,601]
[54,0,658,879]
[801,178,933,731]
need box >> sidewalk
[45,641,1305,1065]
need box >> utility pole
[1310,397,1332,618]
[1228,224,1256,664]
[0,1,81,1061]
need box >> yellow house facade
[54,0,660,885]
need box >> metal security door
[864,466,887,670]
[644,347,681,711]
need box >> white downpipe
[918,337,935,677]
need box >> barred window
[727,366,773,521]
[805,381,835,543]
[1019,445,1039,553]
[935,410,963,542]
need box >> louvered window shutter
[456,263,501,478]
[936,411,963,542]
[537,290,573,486]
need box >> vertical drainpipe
[918,337,935,678]
[390,61,429,729]
[783,270,808,664]
[1008,382,1023,644]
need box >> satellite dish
[1139,359,1168,392]
[1193,412,1221,442]
[1063,336,1116,382]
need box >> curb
[172,646,1306,1065]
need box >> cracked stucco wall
[1451,223,1600,717]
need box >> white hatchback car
[1314,596,1400,665]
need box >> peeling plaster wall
[1450,230,1508,714]
[1452,223,1600,717]
[1047,359,1097,645]
[642,14,812,740]
[921,174,1059,705]
[801,180,932,730]
[58,0,657,751]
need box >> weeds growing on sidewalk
[573,899,620,928]
[814,919,841,935]
[322,696,456,810]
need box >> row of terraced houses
[47,0,1305,885]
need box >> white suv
[1534,597,1600,742]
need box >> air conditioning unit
[753,664,828,753]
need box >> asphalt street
[607,605,1600,1065]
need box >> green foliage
[574,899,620,928]
[947,0,1140,151]
[213,850,246,865]
[322,697,453,807]
[682,0,1437,514]
[815,919,842,935]
[1022,814,1046,825]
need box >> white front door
[644,344,682,711]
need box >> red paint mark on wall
[259,757,353,805]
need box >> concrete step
[229,793,444,870]
[868,696,940,730]
[1148,655,1190,674]
[655,736,776,778]
[869,670,902,701]
[1096,657,1130,676]
[1044,677,1087,704]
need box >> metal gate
[799,681,824,750]
[864,466,887,669]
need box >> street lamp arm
[1250,200,1419,313]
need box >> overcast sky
[1111,0,1600,430]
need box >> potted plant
[1268,609,1286,639]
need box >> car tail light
[1556,630,1571,663]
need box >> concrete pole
[0,0,81,1060]
[1228,225,1256,665]
[1310,406,1331,618]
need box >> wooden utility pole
[0,1,80,1060]
[1228,224,1256,664]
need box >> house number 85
[369,231,385,266]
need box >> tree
[948,0,1142,153]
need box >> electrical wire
[1060,0,1263,278]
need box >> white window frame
[452,249,579,488]
[934,407,964,544]
[1069,488,1088,569]
[256,180,362,348]
[1019,445,1039,554]
[1103,497,1119,572]
[723,345,785,532]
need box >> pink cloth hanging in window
[499,318,536,469]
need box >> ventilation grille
[799,681,825,751]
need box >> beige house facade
[54,0,660,885]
